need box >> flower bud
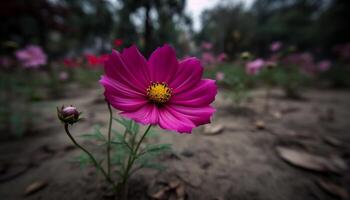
[57,105,81,124]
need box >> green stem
[120,125,152,198]
[106,102,113,177]
[64,124,117,190]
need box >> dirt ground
[0,86,349,200]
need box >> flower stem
[120,125,152,199]
[63,124,117,190]
[106,102,113,177]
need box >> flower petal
[148,44,178,83]
[169,57,203,94]
[100,76,148,112]
[120,45,151,86]
[170,79,217,107]
[120,103,159,125]
[166,105,215,126]
[104,47,149,93]
[158,107,196,133]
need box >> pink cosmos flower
[217,53,227,62]
[270,41,282,52]
[85,54,109,66]
[201,42,213,50]
[283,52,316,74]
[317,60,331,72]
[201,52,216,67]
[15,45,47,68]
[100,44,217,133]
[216,72,225,81]
[246,59,265,75]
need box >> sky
[186,0,255,31]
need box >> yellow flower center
[147,82,172,105]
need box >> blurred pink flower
[15,45,47,68]
[201,52,216,66]
[100,44,217,133]
[317,60,331,72]
[216,72,225,81]
[270,41,282,52]
[201,42,213,50]
[246,59,265,75]
[283,52,316,74]
[59,71,69,80]
[217,53,227,62]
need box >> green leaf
[142,143,172,154]
[113,117,131,130]
[140,162,166,171]
[71,152,93,168]
[146,129,159,137]
[80,126,106,142]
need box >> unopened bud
[57,105,81,124]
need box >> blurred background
[0,0,350,199]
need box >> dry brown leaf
[272,111,282,119]
[255,120,265,130]
[24,180,47,196]
[151,190,167,200]
[175,183,185,200]
[323,136,342,147]
[169,180,180,189]
[276,147,346,173]
[317,179,349,199]
[203,124,224,135]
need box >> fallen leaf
[151,186,170,200]
[255,120,265,130]
[24,180,48,196]
[276,146,346,173]
[323,136,342,147]
[169,180,180,189]
[272,111,282,119]
[203,124,224,135]
[317,179,349,199]
[176,183,185,200]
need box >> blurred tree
[197,3,256,57]
[251,0,325,54]
[116,0,189,56]
[0,0,115,56]
[314,0,350,55]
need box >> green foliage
[72,152,95,168]
[206,63,252,105]
[273,65,309,98]
[80,125,106,143]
